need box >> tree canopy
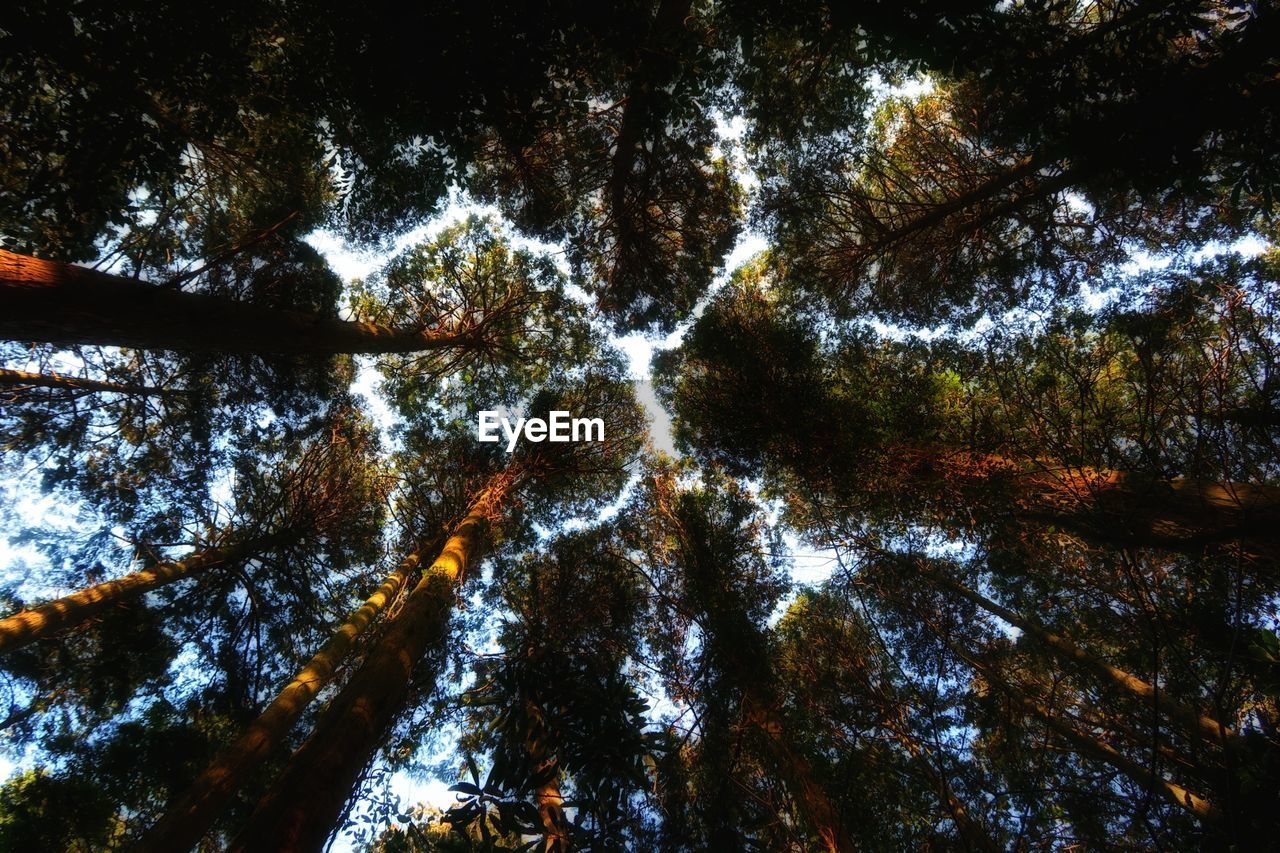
[1,1,1278,850]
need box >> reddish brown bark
[136,559,417,852]
[226,479,512,852]
[0,249,487,355]
[0,367,168,396]
[915,558,1236,743]
[894,449,1280,563]
[0,536,275,654]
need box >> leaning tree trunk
[913,557,1237,744]
[136,557,421,852]
[894,448,1280,563]
[951,643,1221,824]
[0,367,169,396]
[0,249,486,355]
[0,534,278,654]
[740,692,854,853]
[226,479,512,852]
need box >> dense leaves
[2,1,1279,851]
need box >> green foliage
[3,2,1280,849]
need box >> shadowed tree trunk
[226,477,514,852]
[535,775,569,853]
[0,367,169,396]
[0,534,282,654]
[0,249,490,355]
[890,449,1280,563]
[662,486,854,853]
[950,642,1222,824]
[910,555,1237,744]
[136,557,420,852]
[739,692,854,853]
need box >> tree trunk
[136,559,418,852]
[1011,680,1221,822]
[1020,465,1280,562]
[0,537,271,654]
[534,775,569,853]
[226,480,511,852]
[660,481,853,853]
[954,645,1221,823]
[914,558,1236,744]
[0,367,168,396]
[898,449,1280,563]
[0,249,485,355]
[741,692,854,853]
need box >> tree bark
[914,558,1236,744]
[953,645,1221,823]
[896,449,1280,563]
[660,482,853,853]
[1006,678,1221,822]
[226,480,512,852]
[534,775,570,853]
[0,367,169,396]
[136,559,418,852]
[740,692,854,853]
[0,249,485,355]
[0,536,272,654]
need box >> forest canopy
[1,1,1278,850]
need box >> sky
[8,70,1264,847]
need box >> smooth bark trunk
[0,537,269,654]
[0,249,484,355]
[137,560,417,852]
[0,367,168,396]
[916,559,1236,743]
[741,692,854,853]
[226,482,510,852]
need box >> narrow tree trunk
[608,0,695,217]
[0,249,485,355]
[0,367,168,396]
[878,706,998,852]
[136,559,418,852]
[660,481,853,853]
[914,558,1236,743]
[521,696,570,852]
[1012,683,1221,822]
[899,449,1280,563]
[0,537,268,654]
[534,776,569,853]
[954,645,1221,823]
[741,692,854,853]
[520,696,571,853]
[226,481,511,852]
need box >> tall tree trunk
[661,485,853,853]
[0,249,486,355]
[0,535,275,654]
[136,559,419,852]
[524,699,570,853]
[897,448,1280,562]
[534,775,569,853]
[608,0,695,218]
[952,644,1221,823]
[1006,676,1221,822]
[913,557,1236,743]
[226,479,512,852]
[0,367,168,396]
[740,692,854,853]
